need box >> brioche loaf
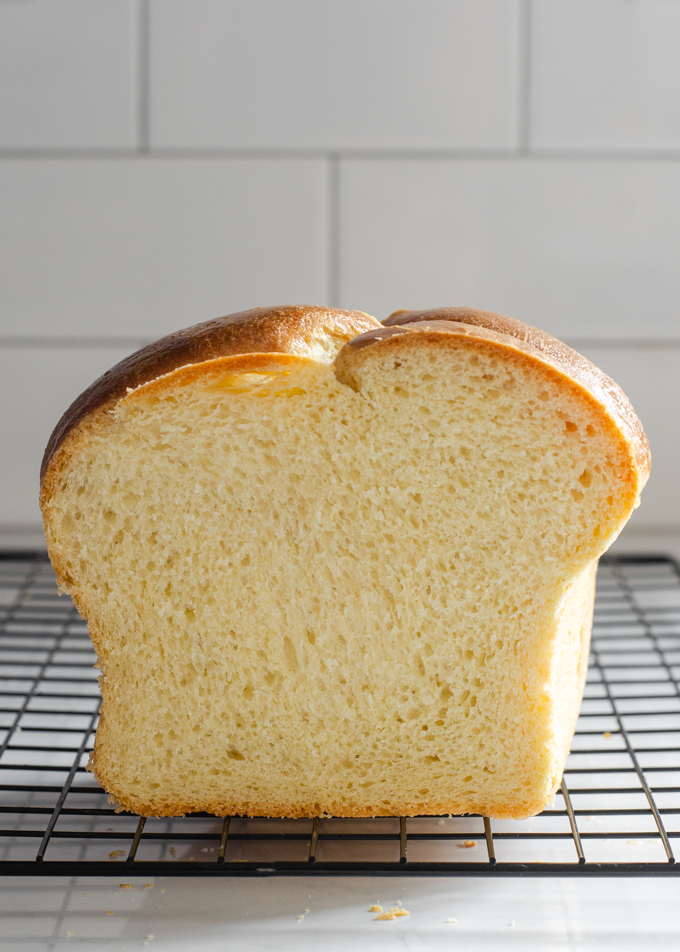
[40,304,649,819]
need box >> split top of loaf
[40,305,649,819]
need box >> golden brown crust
[40,305,380,482]
[372,307,650,489]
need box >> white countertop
[2,872,680,951]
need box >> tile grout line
[137,0,150,153]
[3,148,680,162]
[328,154,341,308]
[517,0,532,155]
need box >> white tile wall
[531,0,680,151]
[338,158,680,340]
[0,158,328,338]
[0,0,138,150]
[0,347,136,524]
[149,0,519,150]
[0,2,678,538]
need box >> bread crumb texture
[41,331,643,819]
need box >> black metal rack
[1,551,679,877]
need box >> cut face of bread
[40,311,648,820]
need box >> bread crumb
[160,888,165,893]
[107,911,114,915]
[460,840,476,848]
[147,936,154,941]
[627,839,640,846]
[109,850,125,859]
[145,883,154,888]
[603,731,612,739]
[369,905,383,913]
[445,918,457,924]
[376,907,410,920]
[66,931,75,938]
[169,847,175,857]
[508,920,516,927]
[120,883,134,889]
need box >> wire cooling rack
[0,551,679,877]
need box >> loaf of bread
[40,304,649,819]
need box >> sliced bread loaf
[40,305,649,819]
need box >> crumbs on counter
[376,906,410,920]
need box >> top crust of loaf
[378,307,650,489]
[40,305,380,482]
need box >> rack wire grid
[1,550,679,878]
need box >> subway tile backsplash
[148,0,520,151]
[0,158,328,338]
[0,0,138,150]
[531,0,680,151]
[1,0,678,530]
[338,158,680,340]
